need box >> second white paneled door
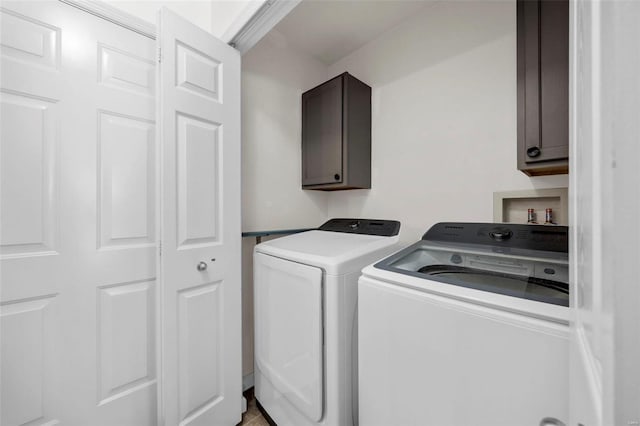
[157,8,242,426]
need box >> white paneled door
[157,8,242,426]
[1,2,242,426]
[0,1,157,425]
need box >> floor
[238,389,270,426]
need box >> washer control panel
[422,222,568,253]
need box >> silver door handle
[197,261,207,271]
[540,417,566,426]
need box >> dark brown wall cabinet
[517,0,569,176]
[302,72,371,190]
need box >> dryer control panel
[319,218,400,237]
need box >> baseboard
[243,372,254,391]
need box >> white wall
[326,0,569,244]
[241,30,330,232]
[104,0,261,37]
[240,31,329,378]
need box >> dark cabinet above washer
[302,72,371,190]
[517,0,569,176]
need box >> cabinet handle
[527,146,542,158]
[334,173,340,181]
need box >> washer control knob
[489,227,513,241]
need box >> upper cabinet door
[302,75,343,186]
[518,0,569,176]
[157,7,242,426]
[302,72,371,190]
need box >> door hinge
[157,47,162,63]
[158,240,162,257]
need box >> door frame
[58,0,156,39]
[569,0,640,424]
[58,0,299,53]
[225,0,301,53]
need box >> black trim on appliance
[318,218,400,236]
[422,222,568,253]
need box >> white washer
[358,222,570,426]
[254,219,400,426]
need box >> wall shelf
[242,228,315,243]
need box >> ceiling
[272,0,436,64]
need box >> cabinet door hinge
[158,240,162,257]
[157,47,162,63]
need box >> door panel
[0,296,55,426]
[522,0,570,165]
[0,7,60,70]
[538,0,569,162]
[177,282,223,420]
[302,76,343,186]
[0,2,156,425]
[98,112,155,248]
[175,42,221,101]
[95,104,156,250]
[97,280,156,402]
[254,253,324,422]
[0,91,58,257]
[158,8,242,426]
[98,44,155,97]
[176,113,220,246]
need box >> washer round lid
[255,230,399,275]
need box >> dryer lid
[318,218,400,236]
[255,230,399,275]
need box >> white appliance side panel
[254,253,323,422]
[358,276,569,426]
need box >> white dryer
[253,219,400,426]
